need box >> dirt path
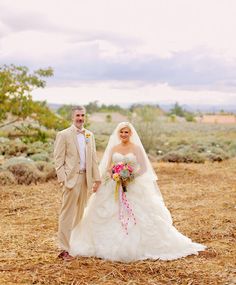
[0,160,235,285]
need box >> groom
[54,105,101,260]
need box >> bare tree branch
[0,118,19,129]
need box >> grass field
[1,121,236,166]
[0,160,236,285]
[91,121,236,163]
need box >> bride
[69,122,206,262]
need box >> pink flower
[112,162,125,173]
[127,165,133,172]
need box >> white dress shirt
[77,133,86,170]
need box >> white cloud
[32,81,236,107]
[1,0,236,105]
[1,0,236,58]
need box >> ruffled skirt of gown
[69,176,206,262]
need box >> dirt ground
[0,160,235,285]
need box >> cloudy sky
[0,0,236,107]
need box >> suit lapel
[84,129,91,167]
[70,126,81,158]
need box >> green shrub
[30,152,50,162]
[225,141,236,157]
[2,157,56,184]
[26,141,53,157]
[0,139,28,157]
[95,135,109,151]
[160,150,205,163]
[0,169,16,185]
[184,113,196,122]
[106,114,112,123]
[35,161,56,181]
[205,147,229,162]
[6,162,44,185]
[3,157,34,167]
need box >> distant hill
[47,102,236,114]
[48,103,63,111]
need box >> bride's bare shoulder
[111,145,121,152]
[132,144,140,151]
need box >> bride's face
[119,127,131,143]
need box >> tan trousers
[58,173,88,252]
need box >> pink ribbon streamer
[118,185,136,235]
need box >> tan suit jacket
[54,125,101,190]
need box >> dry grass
[0,160,235,285]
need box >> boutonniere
[85,133,91,144]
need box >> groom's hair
[71,105,86,114]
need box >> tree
[131,104,164,121]
[31,101,70,130]
[129,103,161,113]
[184,112,195,122]
[106,114,112,123]
[169,102,185,117]
[85,101,100,114]
[132,105,162,152]
[0,64,53,127]
[169,102,196,122]
[57,104,74,121]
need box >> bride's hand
[92,181,101,193]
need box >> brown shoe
[58,250,68,259]
[63,252,74,261]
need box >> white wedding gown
[69,152,206,262]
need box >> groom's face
[72,109,85,129]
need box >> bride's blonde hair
[117,122,132,136]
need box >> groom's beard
[77,119,84,125]
[74,121,84,129]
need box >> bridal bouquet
[111,162,135,193]
[111,161,137,234]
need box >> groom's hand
[92,181,101,192]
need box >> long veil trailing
[99,122,163,199]
[69,121,206,261]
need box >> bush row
[0,157,56,185]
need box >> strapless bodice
[112,152,137,164]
